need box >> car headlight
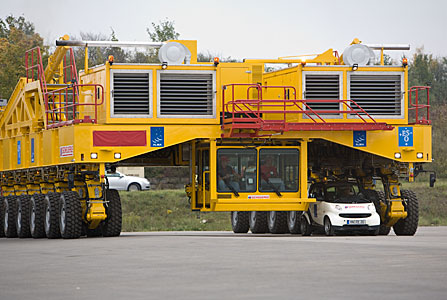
[335,205,342,211]
[367,204,375,211]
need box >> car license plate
[347,219,366,225]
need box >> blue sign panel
[398,127,413,147]
[31,138,35,163]
[353,131,366,147]
[150,127,164,147]
[17,140,21,165]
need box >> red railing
[222,84,393,137]
[46,84,104,128]
[25,47,104,129]
[409,86,431,125]
[25,47,47,93]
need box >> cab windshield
[259,149,299,192]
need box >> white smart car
[105,171,151,191]
[301,182,380,236]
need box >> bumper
[333,225,379,232]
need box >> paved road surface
[1,227,447,300]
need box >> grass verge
[120,190,231,232]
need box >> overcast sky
[2,0,447,61]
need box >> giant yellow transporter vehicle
[0,36,433,238]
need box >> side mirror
[119,175,124,178]
[429,173,436,187]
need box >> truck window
[217,149,257,192]
[259,149,299,192]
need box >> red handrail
[409,86,431,125]
[25,47,104,129]
[222,84,379,125]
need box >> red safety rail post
[409,86,431,125]
[45,84,104,129]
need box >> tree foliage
[0,15,46,99]
[146,19,179,42]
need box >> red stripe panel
[93,131,147,147]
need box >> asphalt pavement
[1,227,446,300]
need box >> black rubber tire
[287,211,302,234]
[268,211,289,234]
[4,196,18,238]
[300,214,312,236]
[59,191,82,239]
[16,195,32,238]
[376,191,392,235]
[249,211,268,234]
[127,183,141,191]
[324,216,335,236]
[393,189,419,236]
[44,193,61,239]
[102,189,122,237]
[363,190,391,236]
[231,211,249,233]
[86,225,104,237]
[30,194,46,238]
[0,196,5,237]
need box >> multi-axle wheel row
[231,211,301,234]
[0,189,122,239]
[231,189,419,236]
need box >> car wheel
[324,216,335,236]
[128,183,141,191]
[249,211,268,234]
[231,211,249,233]
[300,214,312,236]
[267,211,288,234]
[287,211,302,234]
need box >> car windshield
[324,184,370,204]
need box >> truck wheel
[16,195,32,238]
[86,225,103,237]
[364,190,391,235]
[324,216,335,236]
[30,194,46,238]
[102,189,122,237]
[231,211,249,233]
[4,196,18,238]
[287,211,302,234]
[0,197,4,237]
[267,211,289,234]
[44,193,61,239]
[249,211,268,234]
[393,189,418,236]
[300,214,312,236]
[59,191,82,239]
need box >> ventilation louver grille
[349,75,401,116]
[159,73,214,116]
[304,74,340,114]
[113,72,150,115]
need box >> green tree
[146,18,179,42]
[0,15,46,99]
[143,19,181,63]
